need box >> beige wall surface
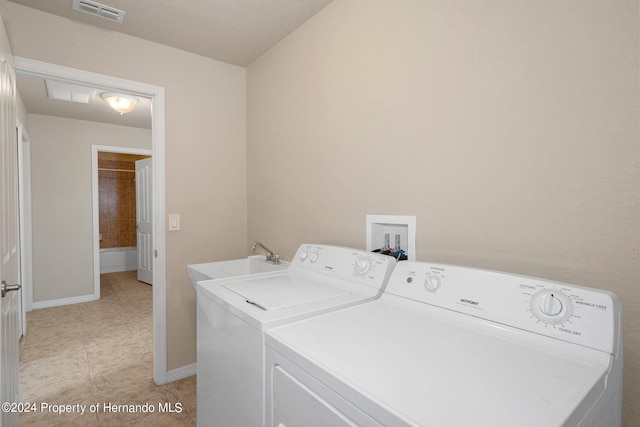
[29,114,151,302]
[0,1,247,370]
[247,1,639,425]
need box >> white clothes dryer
[196,244,396,427]
[266,261,622,427]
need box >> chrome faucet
[252,242,280,264]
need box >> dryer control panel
[386,261,620,355]
[292,244,396,291]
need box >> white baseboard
[31,294,98,310]
[100,266,137,274]
[165,363,197,383]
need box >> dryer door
[272,365,382,427]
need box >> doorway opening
[94,149,152,284]
[14,57,168,384]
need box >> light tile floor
[19,271,197,426]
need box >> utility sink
[187,255,290,290]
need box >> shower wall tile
[98,159,137,249]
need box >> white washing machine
[196,244,396,427]
[266,261,623,427]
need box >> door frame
[14,57,169,385]
[91,146,152,289]
[16,121,31,337]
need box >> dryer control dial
[309,251,320,263]
[354,256,372,277]
[530,290,572,324]
[538,293,563,316]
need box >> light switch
[169,214,181,231]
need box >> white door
[0,55,20,427]
[136,158,153,285]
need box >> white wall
[0,0,247,371]
[28,114,150,302]
[247,1,639,425]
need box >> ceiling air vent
[72,0,126,23]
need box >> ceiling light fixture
[100,92,138,114]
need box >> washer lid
[223,275,351,311]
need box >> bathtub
[100,246,137,274]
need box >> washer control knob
[299,248,309,261]
[424,275,441,291]
[538,293,563,316]
[309,251,320,263]
[354,256,371,276]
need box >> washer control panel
[386,261,619,354]
[293,244,395,290]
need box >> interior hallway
[19,271,196,426]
